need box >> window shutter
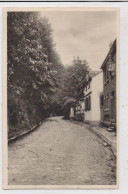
[88,97,90,110]
[89,96,91,110]
[85,99,87,111]
[87,98,88,111]
[100,95,104,106]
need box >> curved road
[8,116,116,185]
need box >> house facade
[84,71,103,126]
[100,39,116,129]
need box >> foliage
[63,57,90,100]
[7,12,64,138]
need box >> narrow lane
[8,116,116,185]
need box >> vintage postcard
[3,7,119,189]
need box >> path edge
[87,125,117,158]
[8,122,42,144]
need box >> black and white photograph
[3,7,119,189]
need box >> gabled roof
[89,70,102,78]
[100,39,116,69]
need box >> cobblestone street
[8,116,116,185]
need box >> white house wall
[91,72,103,121]
[84,107,92,121]
[84,72,103,123]
[84,81,92,121]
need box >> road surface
[8,116,116,185]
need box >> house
[100,39,116,129]
[84,70,103,126]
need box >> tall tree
[64,57,90,100]
[7,12,64,138]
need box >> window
[85,98,88,111]
[100,95,104,107]
[111,91,115,99]
[112,91,115,98]
[88,83,90,89]
[104,67,109,84]
[88,96,91,110]
[85,96,91,111]
[106,69,109,80]
[104,71,106,82]
[106,98,108,108]
[86,98,88,111]
[111,63,116,79]
[105,95,109,109]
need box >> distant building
[84,71,103,126]
[100,39,116,129]
[75,100,85,121]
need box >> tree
[64,57,90,100]
[7,12,64,138]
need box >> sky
[41,11,117,70]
